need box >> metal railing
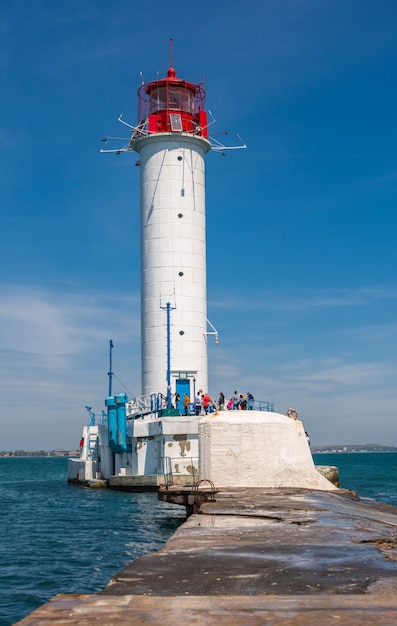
[160,456,199,488]
[86,409,108,426]
[125,394,275,418]
[255,401,274,412]
[192,400,275,414]
[125,392,168,418]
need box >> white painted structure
[199,411,337,490]
[68,423,113,483]
[135,133,211,397]
[69,412,199,488]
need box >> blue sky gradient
[1,0,397,449]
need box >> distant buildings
[0,449,78,457]
[312,444,397,453]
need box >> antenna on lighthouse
[169,37,173,68]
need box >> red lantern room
[137,65,208,139]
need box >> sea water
[1,453,397,625]
[313,451,397,507]
[0,457,185,625]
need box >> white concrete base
[67,458,98,482]
[198,411,337,491]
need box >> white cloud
[210,285,397,314]
[0,285,141,450]
[0,286,139,355]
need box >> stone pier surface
[16,488,397,625]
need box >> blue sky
[1,0,397,450]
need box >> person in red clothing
[202,392,212,414]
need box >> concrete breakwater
[17,487,397,624]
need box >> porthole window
[178,213,183,218]
[178,271,184,277]
[177,156,182,161]
[179,331,185,336]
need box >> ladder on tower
[87,430,99,462]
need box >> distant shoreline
[0,450,77,458]
[2,445,397,457]
[312,446,397,453]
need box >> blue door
[176,379,190,414]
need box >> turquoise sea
[1,452,397,625]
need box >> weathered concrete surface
[16,489,397,624]
[15,593,397,625]
[104,488,397,597]
[109,473,197,491]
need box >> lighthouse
[70,50,336,492]
[101,44,245,409]
[130,53,212,404]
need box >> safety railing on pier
[125,395,275,418]
[255,401,275,412]
[86,408,107,426]
[126,393,168,419]
[187,400,275,414]
[160,456,199,488]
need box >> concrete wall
[199,411,337,490]
[108,415,200,479]
[67,458,97,482]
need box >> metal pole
[166,302,172,409]
[160,301,176,410]
[108,339,113,397]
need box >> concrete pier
[17,488,397,624]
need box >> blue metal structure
[106,393,131,453]
[160,301,176,409]
[85,405,96,426]
[256,401,275,412]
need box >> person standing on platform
[218,392,225,410]
[183,393,190,416]
[202,392,212,414]
[247,392,254,410]
[195,390,202,415]
[239,394,247,410]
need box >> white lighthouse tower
[131,52,212,404]
[69,49,336,492]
